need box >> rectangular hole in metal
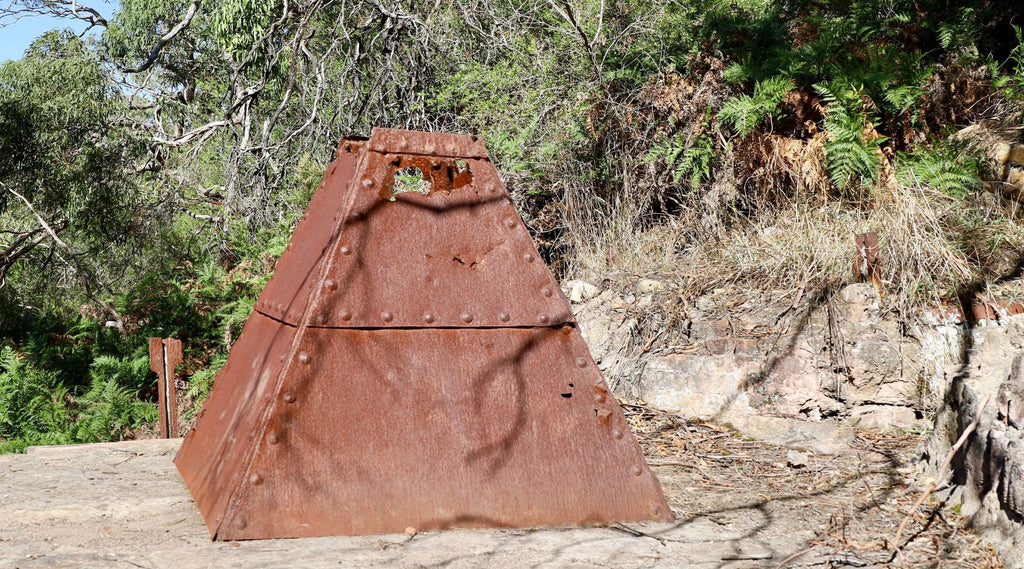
[391,167,432,200]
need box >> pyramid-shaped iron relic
[174,128,672,540]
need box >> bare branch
[153,119,234,148]
[123,0,201,74]
[0,0,107,31]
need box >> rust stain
[174,128,672,540]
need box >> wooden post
[854,232,882,294]
[149,338,182,438]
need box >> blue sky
[1,1,117,63]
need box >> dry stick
[774,545,817,568]
[891,393,992,553]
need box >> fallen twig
[891,393,992,554]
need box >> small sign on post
[149,337,182,438]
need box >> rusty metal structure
[149,337,182,438]
[175,128,671,540]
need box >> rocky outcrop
[567,276,1024,560]
[569,280,966,432]
[923,317,1024,568]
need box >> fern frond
[718,76,792,136]
[897,148,980,199]
[815,82,884,192]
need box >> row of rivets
[318,311,554,324]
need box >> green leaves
[897,148,980,199]
[210,0,277,62]
[718,77,792,137]
[646,132,718,189]
[815,83,885,192]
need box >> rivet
[381,311,394,323]
[595,393,607,404]
[423,312,436,323]
[235,518,247,530]
[313,314,327,325]
[447,143,457,153]
[461,313,473,323]
[505,218,516,228]
[652,504,662,516]
[524,253,534,262]
[282,392,296,403]
[325,279,338,291]
[351,211,363,221]
[297,352,311,364]
[279,355,286,362]
[612,429,623,440]
[538,314,549,324]
[631,465,642,477]
[498,312,511,322]
[339,310,352,321]
[485,183,495,193]
[341,245,352,255]
[398,138,409,149]
[541,287,553,297]
[576,357,587,368]
[425,144,436,154]
[249,473,263,485]
[267,432,280,445]
[362,179,374,188]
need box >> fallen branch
[891,393,992,553]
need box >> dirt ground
[627,403,1002,568]
[0,404,1004,569]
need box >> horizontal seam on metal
[368,150,488,159]
[305,324,578,331]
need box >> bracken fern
[815,82,885,192]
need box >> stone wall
[922,317,1024,568]
[569,281,966,431]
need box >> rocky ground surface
[0,411,1002,569]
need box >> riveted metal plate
[175,128,671,540]
[309,150,573,328]
[367,127,488,158]
[175,312,297,536]
[217,326,670,539]
[254,138,365,325]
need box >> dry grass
[565,175,1024,315]
[627,403,1004,568]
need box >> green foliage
[185,353,225,418]
[0,347,73,453]
[897,148,981,199]
[0,32,141,234]
[210,0,277,62]
[647,131,718,188]
[718,77,792,136]
[73,350,157,443]
[815,83,885,192]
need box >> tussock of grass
[566,178,1024,312]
